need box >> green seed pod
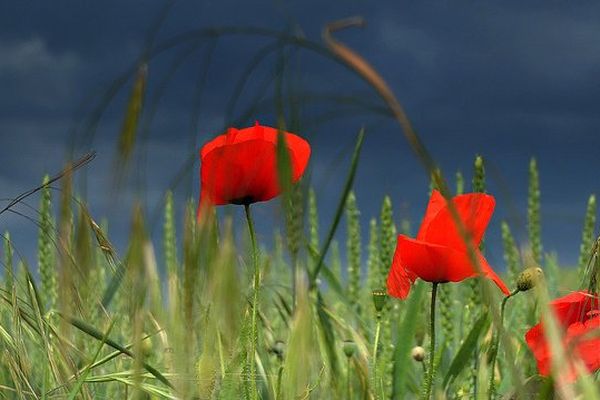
[342,340,357,358]
[372,289,388,314]
[140,334,153,358]
[517,267,544,292]
[272,340,285,360]
[411,346,425,362]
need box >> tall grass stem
[245,204,260,400]
[488,289,519,399]
[372,314,382,398]
[347,356,352,399]
[423,282,438,400]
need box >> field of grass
[0,152,597,399]
[1,17,599,400]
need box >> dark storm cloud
[0,0,598,271]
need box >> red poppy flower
[198,123,311,209]
[386,190,510,299]
[525,291,600,383]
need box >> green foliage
[578,194,597,276]
[346,191,361,313]
[310,129,365,287]
[455,170,464,195]
[591,237,600,293]
[443,313,490,390]
[379,196,396,288]
[117,63,147,166]
[467,156,486,310]
[277,127,303,271]
[285,186,304,265]
[377,196,397,399]
[330,240,342,281]
[428,167,441,195]
[544,253,560,300]
[164,191,178,281]
[0,157,595,400]
[392,281,425,396]
[38,174,57,312]
[3,232,14,292]
[400,219,411,236]
[462,155,486,398]
[367,218,380,292]
[438,284,455,350]
[501,221,526,329]
[528,158,542,265]
[472,155,486,194]
[308,187,320,251]
[501,222,521,285]
[431,171,456,354]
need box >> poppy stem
[275,362,284,400]
[244,204,260,400]
[347,354,352,399]
[372,313,382,397]
[488,289,519,400]
[423,282,438,400]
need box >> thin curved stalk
[322,18,524,393]
[422,283,438,400]
[244,204,260,400]
[488,289,519,399]
[372,316,382,398]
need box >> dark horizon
[1,0,598,274]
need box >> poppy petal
[416,190,446,240]
[525,323,551,376]
[393,235,509,294]
[199,124,310,207]
[201,124,310,174]
[417,191,495,251]
[201,139,280,204]
[525,317,600,382]
[387,236,417,299]
[551,291,599,327]
[567,318,600,374]
[525,291,600,382]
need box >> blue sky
[0,0,598,274]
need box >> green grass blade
[67,319,117,400]
[442,313,490,389]
[60,314,174,389]
[315,290,340,382]
[392,281,425,398]
[116,63,147,166]
[310,128,365,286]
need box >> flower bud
[411,346,425,362]
[342,339,357,358]
[517,267,543,291]
[271,340,285,360]
[372,289,388,313]
[140,334,153,358]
